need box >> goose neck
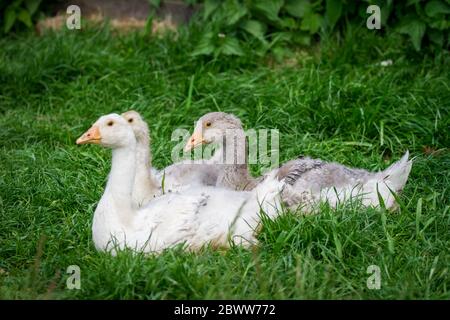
[106,145,136,205]
[135,136,159,196]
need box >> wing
[132,191,211,251]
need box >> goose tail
[362,151,413,209]
[379,150,413,192]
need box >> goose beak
[76,126,101,145]
[184,130,205,152]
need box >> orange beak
[184,130,206,152]
[76,126,101,145]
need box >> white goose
[121,110,223,207]
[76,113,283,254]
[184,112,413,212]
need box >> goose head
[76,113,135,148]
[121,110,149,143]
[184,112,243,152]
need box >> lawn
[0,23,449,299]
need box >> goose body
[92,183,264,253]
[185,112,412,211]
[154,160,221,191]
[280,152,412,211]
[77,113,283,254]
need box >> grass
[0,23,449,299]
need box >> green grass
[0,23,449,299]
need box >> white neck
[133,135,159,207]
[98,144,136,227]
[92,142,137,251]
[106,145,136,212]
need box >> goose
[121,111,223,207]
[76,113,284,254]
[184,112,413,212]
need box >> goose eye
[128,118,134,123]
[107,121,114,126]
[205,122,212,127]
